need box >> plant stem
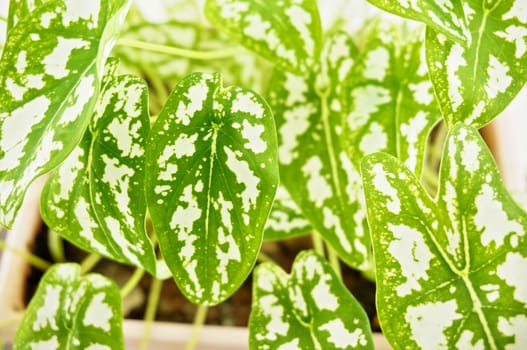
[120,268,145,298]
[140,278,163,350]
[185,304,209,350]
[117,38,245,60]
[47,230,65,262]
[311,231,325,258]
[257,250,274,263]
[79,253,101,274]
[0,239,51,271]
[327,247,342,280]
[0,16,7,23]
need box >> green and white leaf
[250,250,374,350]
[269,32,369,269]
[41,61,161,277]
[204,0,322,73]
[361,124,527,349]
[365,0,469,44]
[14,263,123,350]
[345,21,441,178]
[146,72,279,305]
[426,1,527,128]
[264,186,312,241]
[7,0,46,30]
[0,0,131,228]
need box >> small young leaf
[264,186,312,241]
[365,0,469,44]
[362,124,527,349]
[14,263,123,350]
[0,0,132,227]
[146,72,279,305]
[204,0,322,73]
[426,1,527,128]
[250,250,374,350]
[41,61,160,277]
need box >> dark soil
[26,228,379,330]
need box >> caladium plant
[0,0,526,349]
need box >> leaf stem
[185,304,209,350]
[47,230,65,262]
[117,38,245,60]
[327,246,342,279]
[120,268,145,298]
[311,231,325,258]
[140,278,163,350]
[0,16,7,23]
[0,239,51,271]
[257,251,274,263]
[79,253,102,274]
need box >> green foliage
[145,72,279,305]
[250,250,373,350]
[0,0,132,227]
[362,124,527,349]
[14,263,124,350]
[1,0,526,348]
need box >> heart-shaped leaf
[14,263,123,350]
[264,186,312,241]
[362,124,527,349]
[250,250,374,349]
[365,0,469,44]
[41,60,161,277]
[345,21,441,179]
[204,0,322,73]
[146,72,279,305]
[426,1,527,128]
[0,0,131,227]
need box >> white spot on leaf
[360,122,388,154]
[446,43,466,111]
[241,120,266,153]
[372,163,400,214]
[348,86,391,129]
[388,224,433,296]
[406,300,462,349]
[224,147,260,217]
[497,252,527,306]
[320,319,367,348]
[302,157,332,207]
[43,37,89,79]
[485,55,512,99]
[33,285,61,331]
[475,184,523,247]
[84,293,112,331]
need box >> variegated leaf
[14,263,123,350]
[204,0,322,73]
[365,0,469,44]
[41,61,161,277]
[361,124,527,349]
[145,72,279,305]
[269,32,369,270]
[7,0,46,30]
[0,0,131,228]
[426,1,527,129]
[264,186,312,241]
[345,22,441,178]
[249,250,374,350]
